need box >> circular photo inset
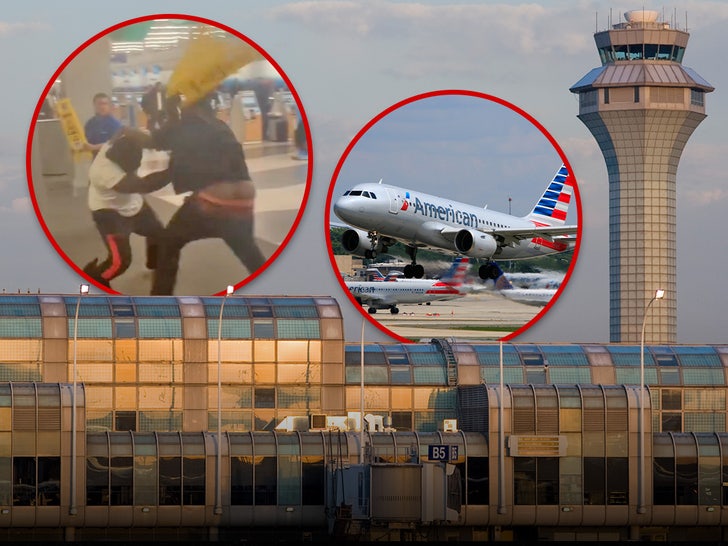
[326,90,581,342]
[28,15,311,295]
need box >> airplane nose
[333,197,362,221]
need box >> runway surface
[364,291,548,341]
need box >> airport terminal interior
[29,21,308,295]
[1,293,728,542]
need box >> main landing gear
[478,261,501,280]
[403,246,424,279]
[367,306,400,315]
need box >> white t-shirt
[87,142,143,217]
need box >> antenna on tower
[595,11,598,32]
[685,11,688,32]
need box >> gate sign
[428,445,458,461]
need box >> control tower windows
[598,47,609,64]
[613,45,629,61]
[658,44,674,60]
[598,44,684,63]
[691,89,705,107]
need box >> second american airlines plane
[333,164,577,279]
[347,257,470,315]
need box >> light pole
[69,283,88,516]
[215,285,234,515]
[638,288,664,514]
[359,317,365,464]
[498,341,506,514]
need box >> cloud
[0,21,49,35]
[10,197,30,213]
[0,196,31,214]
[0,158,24,192]
[683,188,728,205]
[271,1,593,56]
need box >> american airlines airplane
[333,164,577,279]
[493,269,558,307]
[346,257,470,314]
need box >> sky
[329,92,571,221]
[1,0,727,344]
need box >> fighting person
[150,94,267,295]
[83,128,171,288]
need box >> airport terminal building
[2,293,728,542]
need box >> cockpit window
[343,190,350,196]
[370,192,377,199]
[362,191,370,198]
[349,190,362,196]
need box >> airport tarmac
[31,140,307,295]
[367,290,547,341]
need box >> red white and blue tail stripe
[526,164,572,226]
[440,257,470,287]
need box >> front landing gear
[363,231,389,260]
[365,231,379,260]
[403,246,424,279]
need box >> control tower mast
[570,9,713,343]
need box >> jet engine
[454,229,498,259]
[341,228,394,259]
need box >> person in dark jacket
[141,82,167,131]
[150,95,267,295]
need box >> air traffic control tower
[570,9,713,343]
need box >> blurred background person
[141,82,167,131]
[83,92,122,156]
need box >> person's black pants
[88,201,164,284]
[151,196,267,295]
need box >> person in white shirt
[83,128,171,288]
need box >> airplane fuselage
[500,288,557,306]
[334,182,569,259]
[346,279,464,308]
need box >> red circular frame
[26,13,313,296]
[324,89,582,342]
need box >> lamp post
[498,341,506,514]
[69,284,88,516]
[638,288,665,514]
[359,317,368,464]
[215,285,234,515]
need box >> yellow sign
[53,98,90,162]
[167,29,261,107]
[508,435,567,457]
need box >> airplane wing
[486,225,578,248]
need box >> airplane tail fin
[493,266,514,291]
[441,257,470,287]
[365,268,386,281]
[383,271,403,281]
[525,164,573,226]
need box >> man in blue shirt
[84,92,122,155]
